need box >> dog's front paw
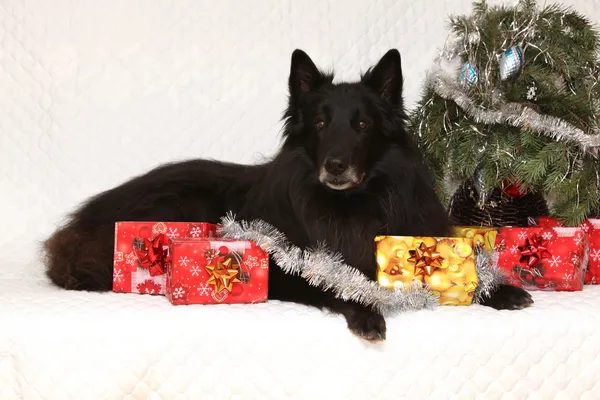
[481,284,534,310]
[346,309,386,341]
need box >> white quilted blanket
[3,268,600,399]
[2,0,600,398]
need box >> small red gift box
[583,219,600,284]
[112,221,219,295]
[494,226,587,291]
[529,217,600,285]
[166,238,269,305]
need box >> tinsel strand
[472,246,507,302]
[425,63,600,153]
[218,213,506,315]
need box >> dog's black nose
[324,158,348,175]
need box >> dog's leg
[329,299,386,341]
[479,284,534,310]
[339,303,386,341]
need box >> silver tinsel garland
[218,213,506,316]
[426,63,600,154]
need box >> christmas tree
[410,0,600,226]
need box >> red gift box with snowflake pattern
[494,226,588,291]
[112,221,219,295]
[582,219,600,284]
[166,238,269,305]
[529,217,600,285]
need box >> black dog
[44,49,533,340]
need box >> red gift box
[112,221,219,294]
[583,219,600,284]
[166,238,269,305]
[494,226,587,291]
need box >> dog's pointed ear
[289,50,324,99]
[363,49,403,105]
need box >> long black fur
[44,49,532,341]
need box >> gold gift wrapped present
[451,226,498,253]
[375,236,478,306]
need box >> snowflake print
[245,255,259,269]
[542,231,554,241]
[573,233,584,246]
[494,240,507,253]
[168,227,180,238]
[591,249,600,262]
[179,256,190,267]
[518,231,528,241]
[137,280,162,294]
[571,254,581,265]
[197,283,212,296]
[125,252,138,266]
[172,285,186,300]
[510,245,520,254]
[563,272,574,281]
[526,82,537,100]
[114,251,124,262]
[548,255,561,269]
[190,264,201,276]
[113,268,124,283]
[204,249,219,263]
[260,258,268,269]
[543,281,557,290]
[189,226,202,238]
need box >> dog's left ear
[363,49,403,105]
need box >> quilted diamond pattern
[2,0,600,398]
[2,269,600,399]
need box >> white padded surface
[2,0,600,398]
[2,269,600,400]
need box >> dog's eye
[359,120,368,130]
[315,120,325,130]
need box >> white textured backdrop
[4,2,600,400]
[1,0,599,265]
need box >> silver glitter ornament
[499,45,524,81]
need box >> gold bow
[205,258,241,293]
[407,242,443,277]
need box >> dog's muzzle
[319,158,363,190]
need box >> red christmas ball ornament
[230,284,243,296]
[502,180,527,198]
[219,246,229,255]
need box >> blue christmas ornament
[499,45,524,80]
[460,62,478,87]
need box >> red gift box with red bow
[494,226,588,291]
[112,221,219,294]
[166,238,269,305]
[529,217,600,284]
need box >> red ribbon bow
[518,233,551,268]
[135,233,170,276]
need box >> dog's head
[282,49,407,192]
